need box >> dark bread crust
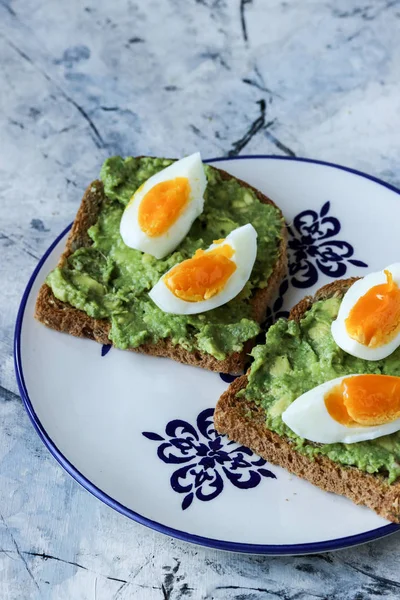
[35,165,288,373]
[214,279,400,523]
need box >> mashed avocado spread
[242,296,400,483]
[46,156,284,359]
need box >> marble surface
[1,0,400,598]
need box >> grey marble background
[1,0,400,598]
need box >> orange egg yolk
[345,270,400,348]
[164,243,236,302]
[324,374,400,427]
[138,177,190,237]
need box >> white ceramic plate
[15,156,400,555]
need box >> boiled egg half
[149,224,257,315]
[120,152,207,259]
[282,374,400,444]
[331,263,400,361]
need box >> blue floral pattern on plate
[143,408,276,510]
[287,201,368,289]
[219,373,240,383]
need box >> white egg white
[331,263,400,361]
[281,375,400,444]
[148,224,258,315]
[120,152,207,259]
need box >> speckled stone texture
[1,0,400,598]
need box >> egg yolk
[345,270,400,348]
[164,244,236,302]
[325,374,400,427]
[138,177,190,237]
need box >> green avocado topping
[46,156,284,359]
[242,296,400,483]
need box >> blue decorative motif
[101,344,112,357]
[143,408,276,510]
[219,373,240,383]
[287,201,368,289]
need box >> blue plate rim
[14,155,400,555]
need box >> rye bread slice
[35,165,287,373]
[214,279,400,523]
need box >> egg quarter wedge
[331,263,400,361]
[282,374,400,444]
[149,224,258,315]
[120,152,207,259]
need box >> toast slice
[35,163,287,373]
[214,279,400,522]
